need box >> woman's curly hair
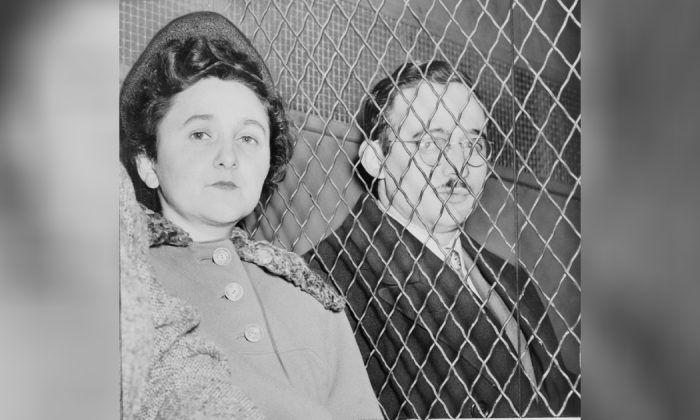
[120,36,292,211]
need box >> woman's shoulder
[231,230,345,312]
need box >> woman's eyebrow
[181,115,268,134]
[243,119,268,134]
[182,114,213,126]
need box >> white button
[244,324,263,343]
[224,282,244,301]
[212,247,232,266]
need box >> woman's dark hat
[120,11,274,135]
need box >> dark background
[0,0,698,418]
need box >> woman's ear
[135,153,160,189]
[359,140,386,179]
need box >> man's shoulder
[304,194,400,273]
[311,194,384,249]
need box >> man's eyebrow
[465,127,487,137]
[411,128,448,140]
[182,114,212,126]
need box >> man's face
[379,81,490,233]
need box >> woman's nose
[214,140,239,168]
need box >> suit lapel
[347,199,564,413]
[356,201,497,381]
[462,233,556,387]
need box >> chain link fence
[121,0,580,417]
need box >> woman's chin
[198,209,247,228]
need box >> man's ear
[359,140,386,179]
[135,153,160,189]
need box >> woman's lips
[211,181,238,190]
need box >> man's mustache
[443,177,468,190]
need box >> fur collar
[143,206,344,312]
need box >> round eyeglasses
[393,135,493,167]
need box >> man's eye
[190,131,212,142]
[419,138,446,151]
[418,140,435,150]
[472,137,487,152]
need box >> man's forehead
[387,81,485,128]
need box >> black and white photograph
[11,1,700,419]
[118,1,581,418]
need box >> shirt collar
[376,199,463,262]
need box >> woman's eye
[240,135,259,145]
[189,131,212,142]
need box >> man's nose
[214,140,239,168]
[441,145,469,175]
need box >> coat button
[469,400,489,417]
[212,247,232,266]
[224,282,244,301]
[244,324,263,343]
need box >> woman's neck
[161,208,235,242]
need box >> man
[304,61,580,418]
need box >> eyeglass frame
[386,132,493,167]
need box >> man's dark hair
[361,60,484,155]
[120,36,293,210]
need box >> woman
[120,11,381,419]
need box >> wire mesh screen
[121,0,580,417]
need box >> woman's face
[137,77,270,241]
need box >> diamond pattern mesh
[120,0,580,417]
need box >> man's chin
[446,192,471,204]
[439,201,474,225]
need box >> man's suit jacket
[304,194,580,418]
